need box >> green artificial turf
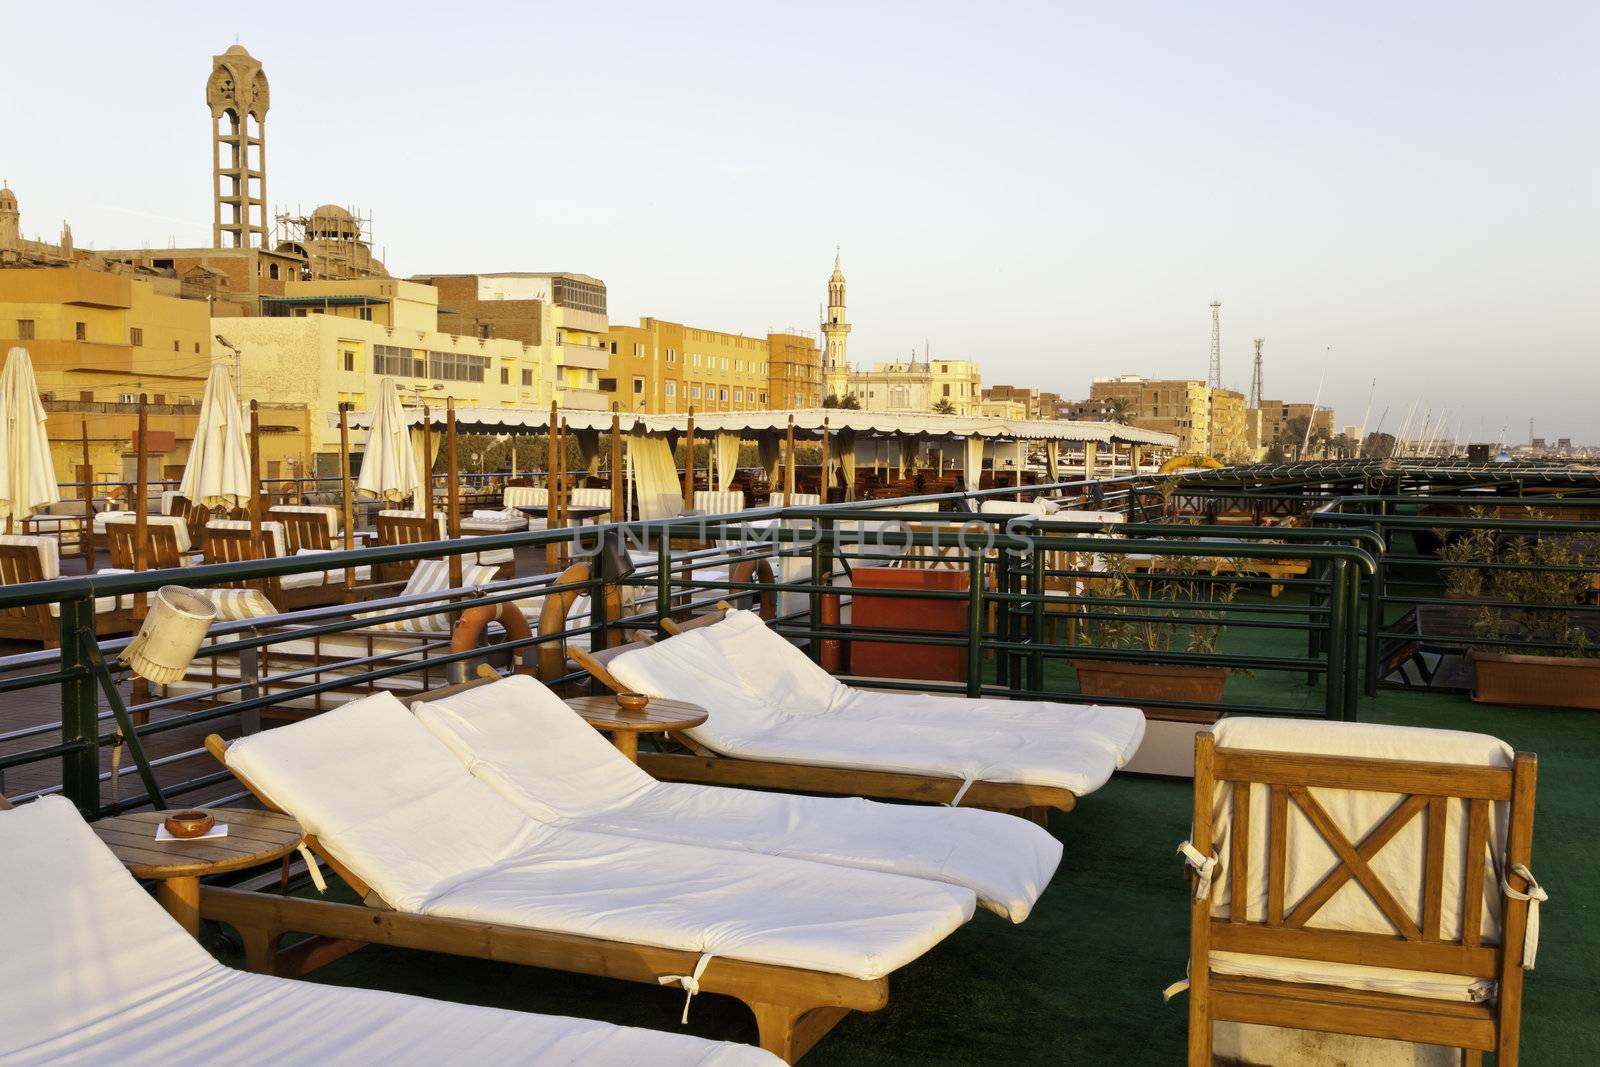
[210,610,1600,1065]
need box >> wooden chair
[0,537,134,646]
[268,506,339,553]
[1183,724,1542,1066]
[202,521,348,611]
[168,494,213,550]
[106,521,188,571]
[374,511,446,583]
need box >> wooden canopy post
[784,414,796,501]
[133,395,150,615]
[338,406,355,593]
[820,417,831,503]
[545,402,559,572]
[446,397,461,587]
[557,417,570,562]
[248,399,264,559]
[420,404,434,526]
[683,408,696,512]
[610,404,623,522]
[79,421,93,565]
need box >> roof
[341,405,1178,447]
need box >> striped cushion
[569,487,613,510]
[206,519,288,558]
[503,486,548,510]
[104,514,194,555]
[271,504,340,536]
[694,490,746,515]
[360,559,500,632]
[202,588,280,621]
[461,510,528,534]
[378,509,447,539]
[0,534,60,581]
[47,567,133,616]
[770,493,822,508]
[293,548,372,583]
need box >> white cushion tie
[297,844,327,893]
[947,777,976,808]
[1177,840,1218,901]
[1501,863,1547,968]
[658,951,713,1024]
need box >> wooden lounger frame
[1186,731,1539,1066]
[571,610,1075,822]
[202,735,888,1062]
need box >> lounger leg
[1464,1051,1483,1067]
[236,921,280,975]
[749,1001,849,1064]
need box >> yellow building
[602,318,821,414]
[1089,376,1248,459]
[841,356,984,415]
[0,265,318,485]
[216,278,554,474]
[1253,400,1337,458]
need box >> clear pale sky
[5,2,1595,442]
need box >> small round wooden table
[563,695,708,762]
[90,808,304,937]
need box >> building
[600,317,820,414]
[206,45,271,250]
[0,264,313,484]
[1089,376,1248,459]
[840,355,984,415]
[983,384,1061,420]
[414,272,610,410]
[215,278,555,473]
[1253,400,1336,457]
[821,252,851,401]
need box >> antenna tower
[1249,337,1264,408]
[1207,301,1222,389]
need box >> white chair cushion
[0,534,59,580]
[205,519,287,558]
[103,514,194,555]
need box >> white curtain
[899,438,917,479]
[963,436,985,492]
[1084,441,1099,480]
[757,431,781,490]
[714,431,742,492]
[574,428,602,477]
[1046,439,1060,483]
[629,433,683,519]
[839,428,858,500]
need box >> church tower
[0,186,19,251]
[207,44,270,249]
[821,251,852,401]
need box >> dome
[223,44,254,56]
[310,203,354,221]
[0,186,16,209]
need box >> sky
[4,1,1596,442]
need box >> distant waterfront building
[601,318,821,414]
[983,384,1061,420]
[1089,376,1248,459]
[1252,399,1336,457]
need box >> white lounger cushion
[224,691,975,980]
[0,797,775,1067]
[608,609,1146,797]
[1201,716,1519,1003]
[415,676,1063,921]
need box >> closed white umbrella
[178,363,252,510]
[0,346,61,526]
[356,377,421,502]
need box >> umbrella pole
[820,418,831,504]
[784,415,796,502]
[134,395,150,614]
[421,404,434,525]
[79,420,93,567]
[446,398,461,587]
[610,404,622,522]
[339,406,355,594]
[248,399,263,559]
[682,408,695,513]
[545,402,558,572]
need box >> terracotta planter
[1071,659,1228,721]
[1470,651,1600,710]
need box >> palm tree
[1103,396,1135,425]
[932,398,956,415]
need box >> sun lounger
[579,608,1145,816]
[1177,717,1544,1065]
[0,795,776,1066]
[208,691,976,1061]
[414,674,1062,921]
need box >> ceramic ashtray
[162,810,215,839]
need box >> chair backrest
[502,485,547,510]
[0,539,55,638]
[768,492,821,508]
[270,505,338,552]
[374,510,447,581]
[202,520,289,590]
[568,487,613,510]
[693,490,745,515]
[105,521,186,571]
[0,534,60,581]
[1195,718,1536,993]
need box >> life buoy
[450,598,535,681]
[1158,453,1224,475]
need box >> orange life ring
[451,598,535,678]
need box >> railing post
[1325,558,1349,720]
[1029,540,1045,695]
[809,520,826,664]
[994,538,1010,689]
[58,595,100,818]
[655,532,672,638]
[1364,552,1384,697]
[967,547,984,698]
[1346,560,1364,719]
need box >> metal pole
[248,398,264,558]
[134,395,150,616]
[967,547,985,698]
[683,408,696,512]
[59,598,100,817]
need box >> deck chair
[1178,718,1544,1066]
[203,519,349,611]
[574,608,1145,819]
[105,515,195,569]
[0,796,776,1067]
[413,674,1061,921]
[205,690,977,1063]
[0,535,134,646]
[268,505,340,552]
[374,509,449,582]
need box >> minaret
[0,185,19,251]
[821,250,852,400]
[207,44,270,249]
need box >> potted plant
[1468,523,1600,710]
[1070,552,1241,718]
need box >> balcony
[556,343,611,371]
[556,386,608,410]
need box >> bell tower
[207,44,270,249]
[821,250,852,400]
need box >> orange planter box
[848,567,968,683]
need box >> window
[665,381,676,397]
[75,322,87,341]
[373,344,419,377]
[17,320,34,340]
[129,327,143,346]
[342,349,355,372]
[943,384,951,397]
[500,367,510,385]
[666,348,677,364]
[358,306,373,322]
[633,343,644,357]
[426,350,488,382]
[610,341,618,354]
[691,385,702,399]
[521,369,534,387]
[195,342,201,353]
[719,388,729,401]
[268,263,280,280]
[760,392,767,404]
[633,376,645,395]
[692,353,702,367]
[173,341,180,352]
[477,324,492,339]
[79,390,93,402]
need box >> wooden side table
[91,808,304,937]
[564,695,708,762]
